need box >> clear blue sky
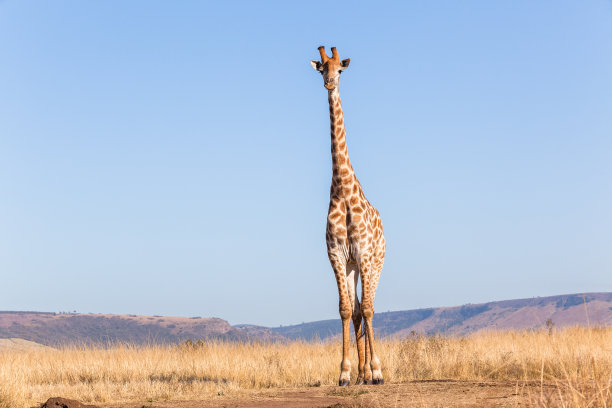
[1,1,611,326]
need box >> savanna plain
[1,327,610,408]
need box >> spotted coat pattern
[311,46,385,386]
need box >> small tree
[545,318,554,336]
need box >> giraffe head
[310,46,350,90]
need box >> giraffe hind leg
[347,263,365,385]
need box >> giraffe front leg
[330,257,352,386]
[360,259,384,385]
[364,315,383,384]
[339,310,351,386]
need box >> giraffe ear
[340,58,350,69]
[310,60,323,71]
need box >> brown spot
[352,184,358,194]
[340,168,349,177]
[349,196,358,205]
[339,142,346,150]
[353,205,364,213]
[336,155,346,165]
[329,211,342,220]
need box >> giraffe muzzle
[324,81,336,90]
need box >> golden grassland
[0,326,610,408]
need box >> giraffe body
[311,46,386,386]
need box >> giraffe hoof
[355,379,364,385]
[372,378,384,385]
[339,379,350,387]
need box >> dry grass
[0,326,610,408]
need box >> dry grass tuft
[0,326,609,408]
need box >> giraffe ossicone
[311,46,386,386]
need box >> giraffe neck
[328,87,355,192]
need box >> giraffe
[310,46,386,386]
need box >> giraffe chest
[326,199,375,261]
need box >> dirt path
[103,380,558,407]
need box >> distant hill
[0,312,283,346]
[1,293,610,346]
[273,292,612,340]
[0,338,52,351]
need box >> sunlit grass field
[1,327,610,408]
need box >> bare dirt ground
[101,380,557,408]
